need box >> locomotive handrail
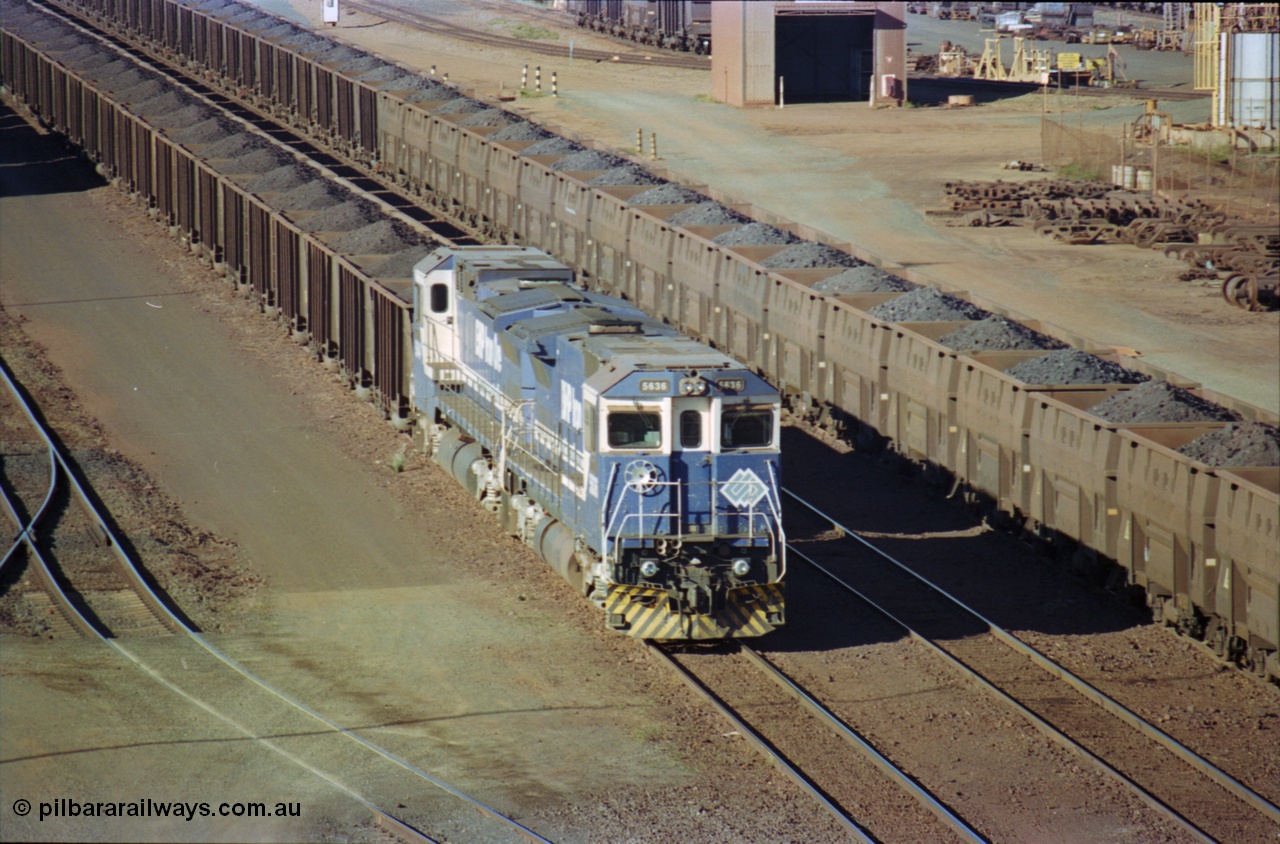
[609,510,779,543]
[766,462,787,581]
[436,363,560,478]
[602,474,782,567]
[497,398,537,485]
[600,461,619,554]
[434,355,601,515]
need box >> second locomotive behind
[412,247,785,640]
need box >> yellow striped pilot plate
[604,583,784,640]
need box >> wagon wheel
[1221,275,1255,310]
[1212,624,1229,658]
[1246,277,1264,311]
[1250,646,1272,679]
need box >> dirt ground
[2,3,1278,843]
[255,0,1277,414]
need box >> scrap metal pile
[938,179,1279,311]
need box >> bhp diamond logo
[721,468,767,510]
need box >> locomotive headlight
[678,377,707,396]
[639,559,660,578]
[731,558,751,577]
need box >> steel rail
[1,493,438,844]
[344,0,711,70]
[0,339,551,844]
[0,359,180,635]
[14,3,1246,834]
[0,407,57,575]
[646,642,877,844]
[783,542,1217,844]
[782,486,1280,832]
[738,644,987,844]
[0,477,100,639]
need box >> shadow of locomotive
[762,424,1151,655]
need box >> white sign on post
[323,0,339,26]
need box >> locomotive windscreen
[608,409,662,448]
[722,407,773,449]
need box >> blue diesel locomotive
[411,247,784,639]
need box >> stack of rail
[944,179,1279,309]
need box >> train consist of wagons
[567,1,712,55]
[2,0,1276,677]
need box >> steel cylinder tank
[530,515,579,587]
[1219,31,1280,130]
[433,430,486,497]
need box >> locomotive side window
[722,407,773,449]
[429,282,449,314]
[608,410,662,449]
[680,410,702,449]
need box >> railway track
[343,0,711,71]
[0,359,550,843]
[780,487,1280,843]
[12,0,1280,829]
[2,13,967,836]
[4,10,972,838]
[0,361,180,640]
[650,640,986,843]
[37,0,1277,691]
